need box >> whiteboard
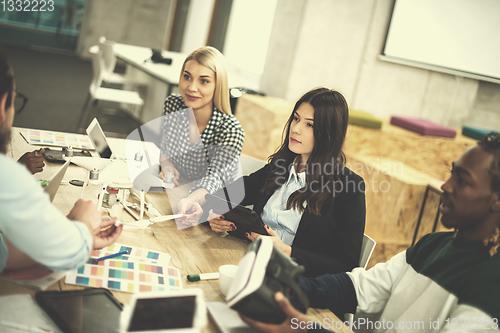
[382,0,500,82]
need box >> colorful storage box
[462,125,499,141]
[390,116,456,138]
[349,110,383,129]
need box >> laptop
[86,118,113,158]
[85,118,163,188]
[44,159,71,202]
[85,118,161,162]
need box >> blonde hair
[180,46,231,115]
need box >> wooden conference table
[0,128,352,333]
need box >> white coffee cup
[219,264,238,297]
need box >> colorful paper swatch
[65,257,181,293]
[90,243,170,264]
[20,129,94,150]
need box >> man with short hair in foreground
[241,133,500,332]
[0,49,123,273]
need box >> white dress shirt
[0,154,93,272]
[261,165,306,246]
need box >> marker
[187,272,219,282]
[0,320,52,333]
[96,250,129,261]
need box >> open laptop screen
[86,118,112,158]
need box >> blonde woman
[160,46,244,224]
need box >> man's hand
[18,148,45,174]
[67,199,102,231]
[67,200,123,250]
[93,217,123,250]
[239,292,309,333]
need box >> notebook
[206,302,256,333]
[43,159,71,202]
[0,294,62,333]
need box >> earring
[483,227,500,257]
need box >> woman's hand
[239,292,309,333]
[159,160,180,186]
[208,209,236,232]
[246,226,292,256]
[177,198,203,226]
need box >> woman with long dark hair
[208,87,366,277]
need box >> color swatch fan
[65,244,182,293]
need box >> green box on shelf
[348,109,383,129]
[462,126,499,141]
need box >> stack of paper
[20,129,94,150]
[0,294,61,333]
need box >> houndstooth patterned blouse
[160,94,245,194]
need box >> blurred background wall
[1,0,499,130]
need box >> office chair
[345,234,377,326]
[239,154,266,176]
[77,49,144,132]
[98,36,130,85]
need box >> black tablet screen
[128,296,196,331]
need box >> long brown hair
[261,87,349,215]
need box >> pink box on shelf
[390,116,456,138]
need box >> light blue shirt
[261,165,306,246]
[0,154,93,272]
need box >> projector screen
[381,0,500,83]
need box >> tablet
[35,288,123,333]
[205,194,269,239]
[122,289,206,333]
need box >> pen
[0,320,52,333]
[96,250,129,261]
[187,272,219,282]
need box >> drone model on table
[68,155,177,225]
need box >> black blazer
[217,164,366,277]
